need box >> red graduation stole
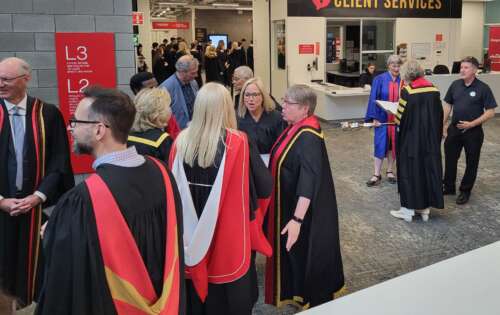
[85,157,180,315]
[169,130,271,302]
[0,99,46,305]
[264,115,322,305]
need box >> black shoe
[456,191,471,205]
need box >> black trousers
[443,124,484,193]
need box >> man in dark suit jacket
[0,57,74,308]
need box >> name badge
[470,91,476,97]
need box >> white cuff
[34,191,47,202]
[0,195,4,202]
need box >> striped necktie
[11,106,24,190]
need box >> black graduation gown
[128,128,173,163]
[204,56,224,84]
[226,50,243,86]
[216,49,228,86]
[396,82,444,210]
[35,160,186,315]
[247,46,254,70]
[0,97,74,306]
[268,121,344,308]
[191,50,203,88]
[165,49,177,79]
[359,72,374,87]
[153,54,169,85]
[237,110,287,154]
[184,136,272,315]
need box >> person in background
[176,41,190,63]
[237,77,286,155]
[0,57,74,309]
[265,84,344,309]
[204,45,224,84]
[247,41,254,71]
[152,45,169,84]
[232,66,254,109]
[136,44,148,72]
[390,60,444,222]
[151,42,159,60]
[160,55,199,129]
[226,42,244,88]
[190,43,203,88]
[165,42,178,79]
[35,87,185,315]
[216,40,228,85]
[128,88,173,163]
[359,62,376,87]
[169,82,272,315]
[442,56,497,205]
[364,55,402,187]
[129,72,180,139]
[239,38,248,66]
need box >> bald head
[0,57,32,103]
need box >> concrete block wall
[0,0,135,104]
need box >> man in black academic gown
[0,57,74,308]
[35,87,185,315]
[391,60,444,222]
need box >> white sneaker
[390,207,414,222]
[416,208,430,222]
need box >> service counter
[308,83,370,121]
[302,241,500,315]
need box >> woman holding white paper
[364,55,402,187]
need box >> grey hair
[401,60,425,83]
[234,66,254,81]
[386,54,402,66]
[285,84,317,115]
[175,55,199,72]
[1,57,32,75]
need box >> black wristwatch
[292,215,303,224]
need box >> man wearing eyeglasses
[0,57,74,308]
[36,86,185,315]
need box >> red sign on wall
[299,44,315,54]
[435,34,443,42]
[489,27,500,71]
[132,12,144,25]
[152,21,190,30]
[55,33,117,174]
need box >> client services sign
[289,0,462,18]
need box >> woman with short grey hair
[364,54,402,187]
[390,60,444,222]
[266,84,344,309]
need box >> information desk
[309,83,370,121]
[302,241,500,315]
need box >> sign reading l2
[290,0,462,18]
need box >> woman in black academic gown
[265,84,345,310]
[204,45,224,83]
[127,87,173,162]
[226,42,243,87]
[237,77,286,156]
[190,43,203,88]
[359,62,376,87]
[169,82,272,315]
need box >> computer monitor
[209,34,229,49]
[451,61,461,74]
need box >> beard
[72,139,93,155]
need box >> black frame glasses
[68,118,110,128]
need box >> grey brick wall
[1,0,135,104]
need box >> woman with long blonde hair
[169,82,272,315]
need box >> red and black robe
[265,115,345,309]
[0,97,74,306]
[169,129,272,315]
[35,158,185,315]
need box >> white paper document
[376,100,399,115]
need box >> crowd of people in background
[138,36,254,90]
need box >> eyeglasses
[244,92,262,98]
[0,74,27,84]
[281,98,301,106]
[68,118,110,128]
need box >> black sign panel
[288,0,462,18]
